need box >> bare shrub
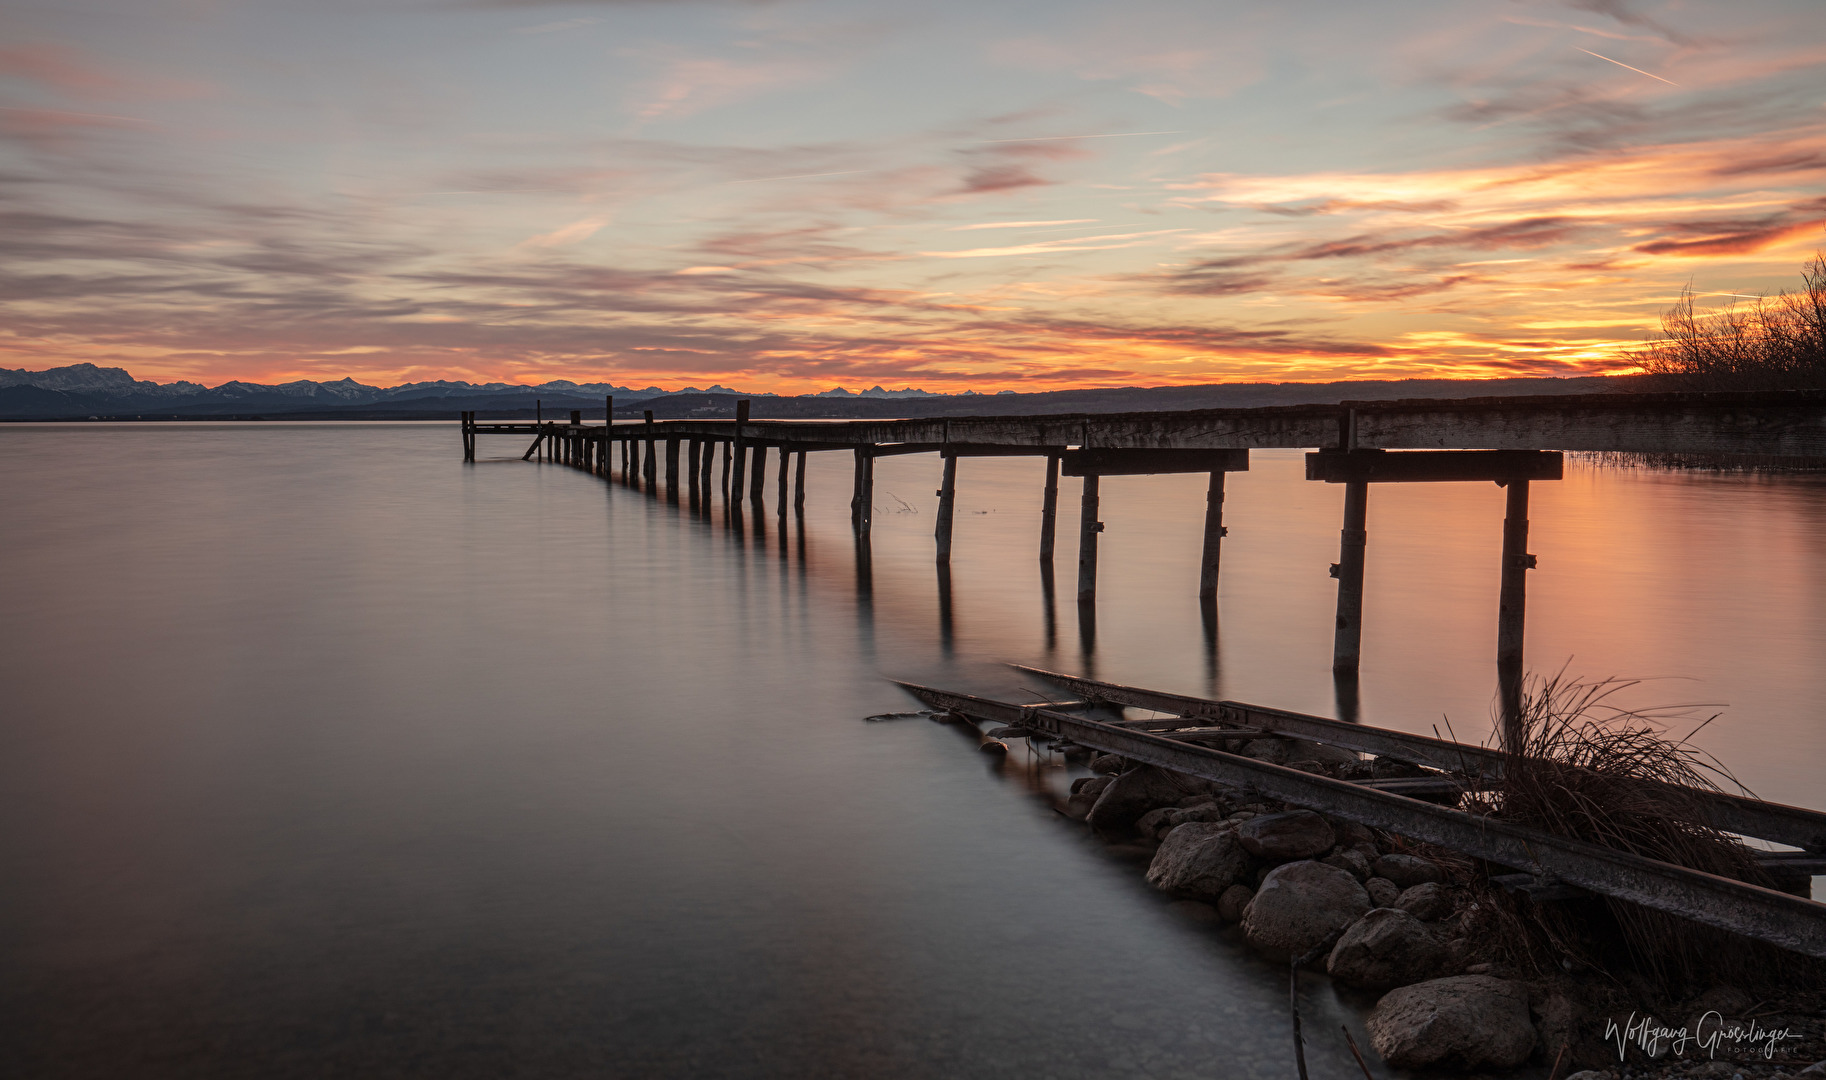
[1632,253,1826,392]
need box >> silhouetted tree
[1633,253,1826,391]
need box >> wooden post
[1331,480,1370,672]
[749,440,767,504]
[720,440,731,498]
[793,451,806,512]
[776,445,788,515]
[1039,452,1061,562]
[687,440,701,504]
[704,438,717,497]
[1076,472,1101,605]
[604,394,613,476]
[665,438,680,500]
[643,410,657,490]
[730,400,749,500]
[934,451,958,563]
[851,446,874,535]
[1198,471,1227,601]
[1497,478,1533,751]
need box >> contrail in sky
[1574,47,1679,86]
[979,130,1186,144]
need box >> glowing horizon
[2,0,1823,395]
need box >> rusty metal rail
[1012,665,1826,854]
[894,681,1826,959]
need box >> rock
[1086,766,1195,831]
[1365,877,1400,907]
[1146,822,1252,901]
[1064,790,1100,821]
[1562,1072,1610,1080]
[986,725,1029,739]
[1327,908,1448,989]
[1372,853,1445,888]
[978,739,1008,755]
[1177,795,1219,809]
[1135,806,1178,839]
[1394,881,1453,921]
[1241,860,1370,961]
[1171,803,1228,824]
[1237,810,1335,860]
[1693,1060,1737,1079]
[1166,900,1222,926]
[1070,776,1111,797]
[1798,1061,1826,1077]
[1366,975,1536,1071]
[1285,759,1331,775]
[1089,753,1126,775]
[1329,818,1378,848]
[1239,739,1293,764]
[1216,884,1253,922]
[1533,990,1576,1069]
[1348,841,1382,863]
[1321,849,1372,880]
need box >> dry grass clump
[1631,253,1826,392]
[1462,671,1798,991]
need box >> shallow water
[2,423,1821,1078]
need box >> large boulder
[1241,860,1370,961]
[1367,975,1536,1071]
[1394,881,1453,922]
[1237,810,1336,861]
[1145,822,1252,901]
[1372,853,1445,888]
[1086,765,1195,831]
[1326,908,1448,989]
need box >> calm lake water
[3,422,1822,1078]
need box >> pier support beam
[1331,480,1370,673]
[1497,478,1533,751]
[934,452,958,563]
[793,452,807,513]
[1198,471,1227,602]
[643,411,658,491]
[665,438,680,499]
[776,446,789,515]
[686,439,701,503]
[749,441,767,505]
[1077,472,1101,605]
[851,447,874,535]
[1039,452,1060,563]
[730,401,749,502]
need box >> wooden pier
[461,389,1826,744]
[894,669,1826,959]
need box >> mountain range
[0,363,1621,422]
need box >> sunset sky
[3,0,1824,393]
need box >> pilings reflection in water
[495,410,1569,739]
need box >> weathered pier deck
[462,388,1826,745]
[894,668,1826,959]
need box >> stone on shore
[1366,975,1535,1071]
[1394,881,1453,921]
[1216,884,1253,922]
[1089,753,1127,775]
[1372,853,1445,888]
[1321,848,1372,880]
[1326,908,1447,989]
[1365,877,1400,907]
[1241,860,1370,961]
[1145,822,1252,901]
[1087,766,1195,831]
[1237,810,1336,861]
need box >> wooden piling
[776,445,788,515]
[1331,480,1370,672]
[793,451,806,513]
[851,447,874,535]
[665,438,680,500]
[687,439,701,504]
[643,410,658,491]
[720,439,731,498]
[1039,452,1060,562]
[935,452,958,563]
[1497,478,1533,750]
[1077,472,1101,605]
[1198,470,1227,601]
[730,400,749,501]
[749,440,767,504]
